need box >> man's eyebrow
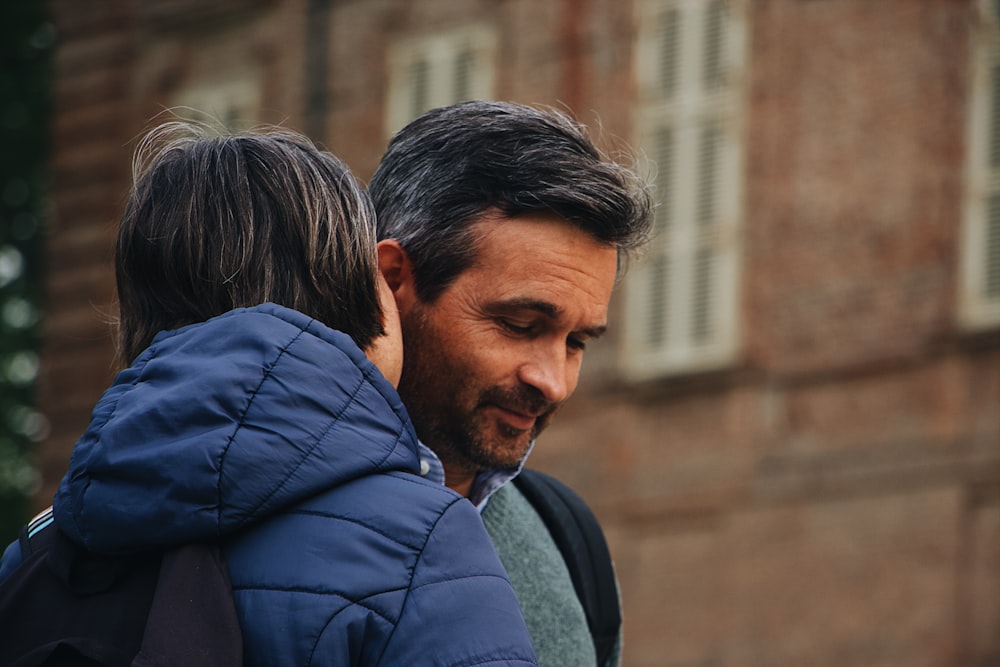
[580,324,608,339]
[492,298,608,338]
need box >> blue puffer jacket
[0,304,537,666]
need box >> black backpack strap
[1,510,242,667]
[134,542,243,667]
[513,468,621,667]
[0,515,159,667]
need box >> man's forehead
[457,210,618,299]
[470,210,613,250]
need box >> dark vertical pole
[561,0,588,114]
[305,0,332,141]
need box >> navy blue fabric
[2,304,536,666]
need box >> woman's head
[116,121,390,368]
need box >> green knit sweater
[482,482,622,667]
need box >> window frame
[961,0,1000,331]
[384,25,497,138]
[170,75,262,130]
[622,0,748,380]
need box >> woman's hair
[115,121,383,364]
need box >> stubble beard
[396,308,559,474]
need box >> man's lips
[487,404,537,432]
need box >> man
[371,100,652,667]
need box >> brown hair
[115,121,383,364]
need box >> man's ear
[377,239,418,314]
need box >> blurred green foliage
[0,4,53,543]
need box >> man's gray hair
[370,100,652,302]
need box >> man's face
[386,213,618,476]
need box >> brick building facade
[38,1,1000,665]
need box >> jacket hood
[53,304,420,553]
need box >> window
[385,25,496,137]
[171,75,261,131]
[138,0,268,132]
[623,0,747,380]
[961,0,1000,330]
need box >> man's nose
[516,344,577,405]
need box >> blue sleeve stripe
[26,507,54,539]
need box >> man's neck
[442,462,477,498]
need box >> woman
[0,122,537,666]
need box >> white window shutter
[702,0,726,90]
[691,122,721,342]
[657,8,681,99]
[987,61,1000,301]
[453,48,475,102]
[386,26,496,137]
[990,64,1000,168]
[647,125,676,348]
[987,194,1000,299]
[625,0,746,379]
[960,0,1000,328]
[170,71,261,131]
[409,57,431,119]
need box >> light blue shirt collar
[416,440,534,511]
